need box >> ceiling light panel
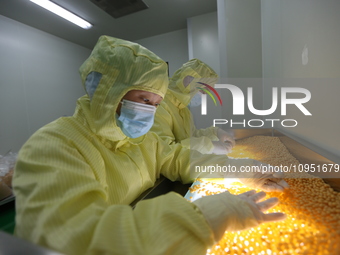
[29,0,93,29]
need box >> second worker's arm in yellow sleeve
[152,101,217,154]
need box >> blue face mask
[116,99,156,138]
[189,92,202,107]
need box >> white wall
[217,0,263,126]
[261,0,340,162]
[218,0,262,79]
[190,1,263,130]
[135,29,189,77]
[186,12,222,129]
[0,15,91,154]
[187,12,220,75]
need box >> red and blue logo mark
[196,82,223,106]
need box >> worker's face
[116,90,163,115]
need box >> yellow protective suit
[12,36,254,255]
[151,59,220,154]
[13,36,226,255]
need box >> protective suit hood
[168,59,218,108]
[75,36,169,144]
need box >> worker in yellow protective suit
[151,59,235,155]
[13,36,287,255]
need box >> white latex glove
[228,159,290,192]
[217,128,235,147]
[211,141,233,155]
[193,190,286,242]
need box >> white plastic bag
[0,151,17,200]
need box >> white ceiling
[0,0,217,49]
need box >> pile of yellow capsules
[190,136,340,255]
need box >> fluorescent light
[29,0,92,29]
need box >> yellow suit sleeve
[150,132,228,184]
[181,111,218,154]
[152,103,218,154]
[90,193,214,255]
[13,132,215,255]
[192,126,219,140]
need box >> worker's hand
[193,190,286,242]
[217,159,289,192]
[211,141,233,155]
[236,190,286,223]
[236,159,289,192]
[217,128,235,147]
